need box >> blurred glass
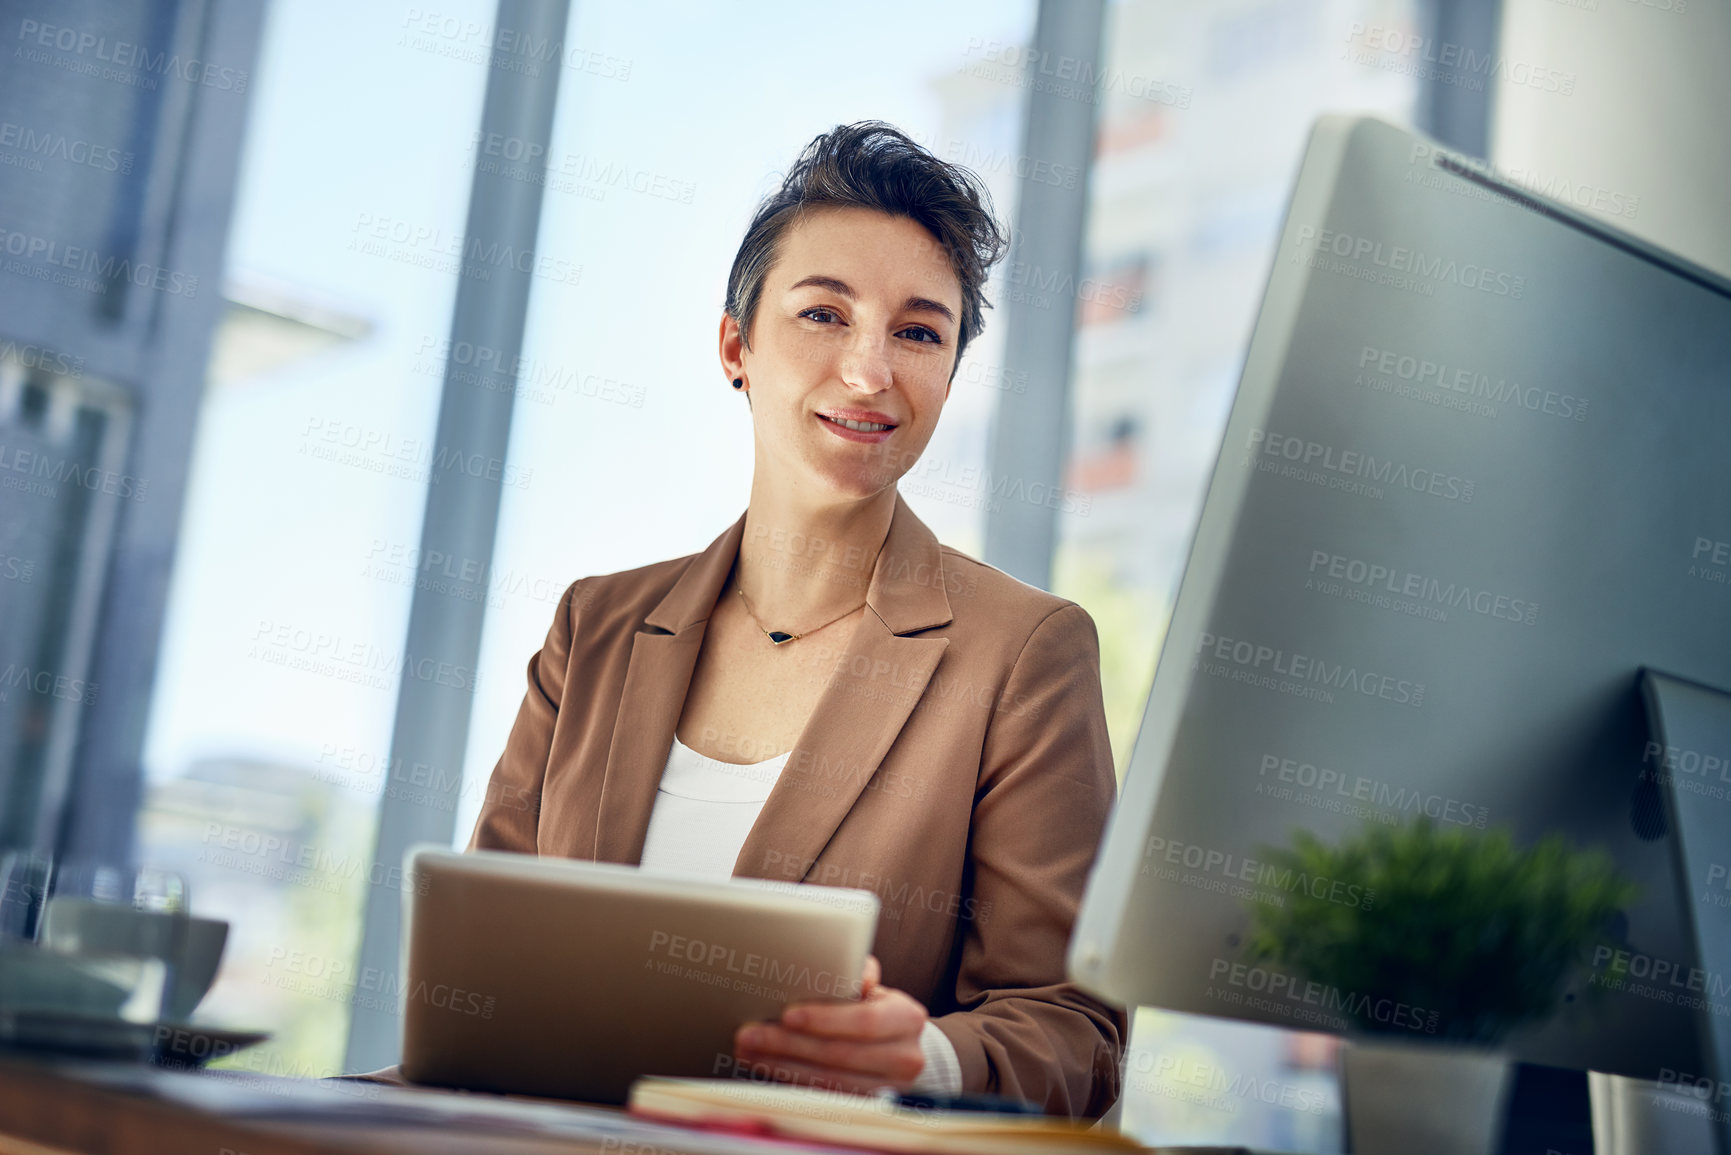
[1055,0,1424,778]
[1051,2,1424,1150]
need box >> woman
[469,122,1126,1118]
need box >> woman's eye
[800,307,841,324]
[898,326,942,345]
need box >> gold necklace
[735,586,864,646]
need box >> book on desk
[627,1076,1255,1154]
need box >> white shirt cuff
[910,1020,964,1094]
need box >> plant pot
[1340,1039,1513,1155]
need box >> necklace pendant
[767,630,797,645]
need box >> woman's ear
[718,311,747,386]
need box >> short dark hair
[725,121,1009,372]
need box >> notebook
[627,1077,1156,1154]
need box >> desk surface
[0,1053,833,1155]
[0,1055,1208,1155]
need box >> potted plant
[1244,818,1636,1155]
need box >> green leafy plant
[1244,819,1637,1044]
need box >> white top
[638,735,791,878]
[638,736,963,1094]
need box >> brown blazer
[468,493,1127,1117]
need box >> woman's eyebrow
[789,274,956,324]
[903,296,956,324]
[789,274,855,298]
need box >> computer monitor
[1070,115,1731,1094]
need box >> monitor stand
[1634,668,1731,1155]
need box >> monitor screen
[1070,115,1731,1084]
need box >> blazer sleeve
[467,578,585,853]
[929,601,1129,1118]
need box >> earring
[732,378,745,390]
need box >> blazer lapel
[736,494,954,882]
[591,512,746,864]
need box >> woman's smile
[816,407,898,443]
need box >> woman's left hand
[732,956,928,1093]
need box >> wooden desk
[0,1055,1196,1155]
[0,1053,808,1154]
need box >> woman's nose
[837,332,893,394]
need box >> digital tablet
[397,846,879,1103]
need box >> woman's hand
[732,955,928,1094]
